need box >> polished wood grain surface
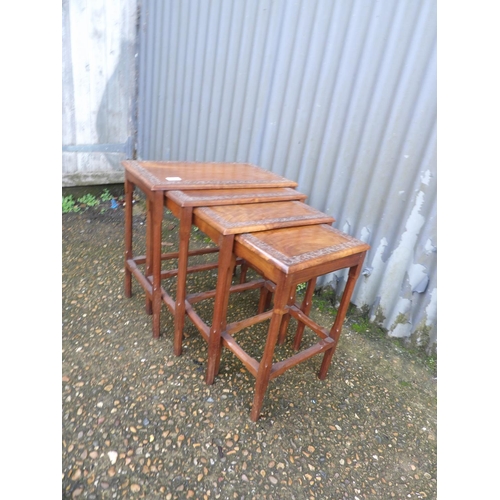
[235,224,370,273]
[166,187,307,207]
[122,160,298,190]
[193,201,334,235]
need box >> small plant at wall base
[62,188,120,214]
[77,194,100,207]
[349,314,386,340]
[62,195,80,213]
[100,189,113,202]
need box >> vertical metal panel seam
[284,1,336,183]
[321,0,377,222]
[144,0,154,155]
[190,1,209,158]
[306,0,356,209]
[210,0,231,160]
[131,0,141,158]
[173,3,189,158]
[268,0,307,175]
[215,3,242,159]
[332,0,400,234]
[233,0,264,162]
[205,3,228,161]
[295,0,347,197]
[155,0,167,157]
[244,0,275,163]
[155,0,168,158]
[280,0,320,180]
[136,0,146,157]
[152,0,165,157]
[220,1,248,160]
[201,0,218,159]
[165,0,181,159]
[176,0,188,158]
[182,2,200,159]
[140,0,152,157]
[252,0,287,168]
[176,2,192,158]
[190,0,210,160]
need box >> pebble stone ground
[62,196,437,500]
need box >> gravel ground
[62,198,437,500]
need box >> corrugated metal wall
[62,0,138,186]
[137,0,437,351]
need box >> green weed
[100,189,113,202]
[77,194,100,207]
[63,187,127,214]
[351,317,371,333]
[353,319,386,340]
[62,195,80,213]
[425,354,437,374]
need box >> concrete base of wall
[62,171,125,187]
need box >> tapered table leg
[151,191,164,339]
[124,177,134,298]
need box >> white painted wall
[62,0,138,186]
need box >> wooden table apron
[122,161,298,340]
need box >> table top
[122,160,298,191]
[235,224,370,274]
[166,187,307,207]
[194,200,335,235]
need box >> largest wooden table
[122,160,298,339]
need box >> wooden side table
[122,161,298,339]
[203,223,370,421]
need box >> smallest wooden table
[203,223,370,421]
